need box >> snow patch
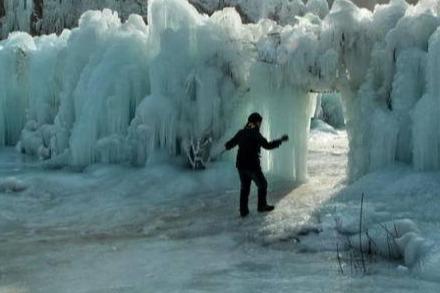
[0,177,28,192]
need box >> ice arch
[0,0,439,183]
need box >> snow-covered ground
[1,128,439,292]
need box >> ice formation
[0,0,150,37]
[0,176,28,192]
[0,0,439,182]
[314,93,345,129]
[1,0,414,39]
[345,219,428,267]
[0,0,314,38]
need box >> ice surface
[2,130,440,292]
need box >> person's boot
[240,209,249,218]
[257,205,274,213]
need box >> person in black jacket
[225,112,289,217]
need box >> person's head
[247,112,263,128]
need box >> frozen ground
[1,129,440,292]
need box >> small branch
[337,243,344,275]
[393,223,399,237]
[365,229,377,255]
[379,223,399,258]
[386,232,392,260]
[359,192,366,273]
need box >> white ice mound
[347,219,429,268]
[0,177,28,193]
[395,231,429,268]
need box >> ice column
[412,28,440,170]
[247,62,315,182]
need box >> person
[225,112,289,217]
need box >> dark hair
[247,112,263,124]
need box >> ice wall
[0,0,440,181]
[413,27,440,170]
[0,0,322,181]
[0,32,34,146]
[1,0,33,36]
[12,10,151,168]
[342,0,440,179]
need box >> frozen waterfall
[0,0,440,182]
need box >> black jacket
[225,127,282,170]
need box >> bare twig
[386,231,392,259]
[379,223,400,259]
[359,192,366,273]
[393,223,399,237]
[365,229,378,255]
[337,243,344,275]
[350,249,354,274]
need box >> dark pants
[238,168,268,213]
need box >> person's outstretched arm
[225,131,241,150]
[258,133,289,150]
